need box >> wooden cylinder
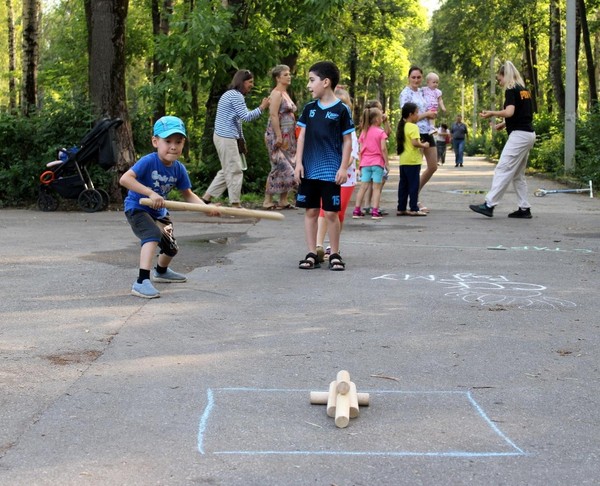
[326,381,337,418]
[334,392,350,428]
[310,391,370,406]
[349,382,359,419]
[336,370,351,395]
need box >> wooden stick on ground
[139,198,285,221]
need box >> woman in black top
[470,61,536,219]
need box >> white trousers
[485,130,536,209]
[205,133,244,203]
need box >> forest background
[0,0,599,208]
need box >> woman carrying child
[352,106,389,220]
[396,103,430,217]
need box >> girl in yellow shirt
[396,102,430,216]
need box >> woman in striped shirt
[202,70,270,206]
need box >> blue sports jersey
[297,99,355,182]
[123,152,192,219]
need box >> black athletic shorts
[420,133,436,147]
[295,178,341,212]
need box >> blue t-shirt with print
[123,152,192,219]
[297,99,355,182]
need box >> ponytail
[359,106,383,133]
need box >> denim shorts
[360,165,385,184]
[125,209,174,248]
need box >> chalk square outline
[197,387,526,457]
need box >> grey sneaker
[508,207,532,219]
[152,267,187,283]
[132,279,160,299]
[469,203,494,217]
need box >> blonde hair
[498,61,525,89]
[335,87,353,111]
[270,64,290,83]
[365,99,383,110]
[426,72,439,83]
[359,107,382,132]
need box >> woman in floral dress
[263,65,297,209]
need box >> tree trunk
[577,0,598,109]
[151,0,173,121]
[523,20,539,113]
[5,0,17,113]
[21,0,41,116]
[84,0,136,202]
[549,0,566,114]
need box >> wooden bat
[139,198,284,221]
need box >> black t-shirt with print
[504,85,534,134]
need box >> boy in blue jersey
[120,116,215,298]
[294,61,355,271]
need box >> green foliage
[571,111,600,186]
[2,0,598,206]
[464,135,489,156]
[39,0,89,100]
[528,112,563,174]
[529,131,564,174]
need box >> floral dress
[264,94,297,195]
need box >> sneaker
[371,208,383,220]
[131,279,160,299]
[362,207,372,215]
[508,207,532,219]
[152,267,187,283]
[469,203,494,217]
[352,208,365,219]
[379,208,389,216]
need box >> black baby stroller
[38,118,123,212]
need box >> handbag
[237,138,248,155]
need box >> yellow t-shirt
[399,122,422,166]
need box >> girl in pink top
[352,107,389,220]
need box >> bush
[572,111,600,186]
[465,134,488,156]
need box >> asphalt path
[1,152,599,485]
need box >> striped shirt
[214,89,263,139]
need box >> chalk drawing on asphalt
[372,273,576,310]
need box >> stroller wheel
[38,191,58,212]
[98,188,110,210]
[78,189,104,212]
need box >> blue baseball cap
[153,116,187,138]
